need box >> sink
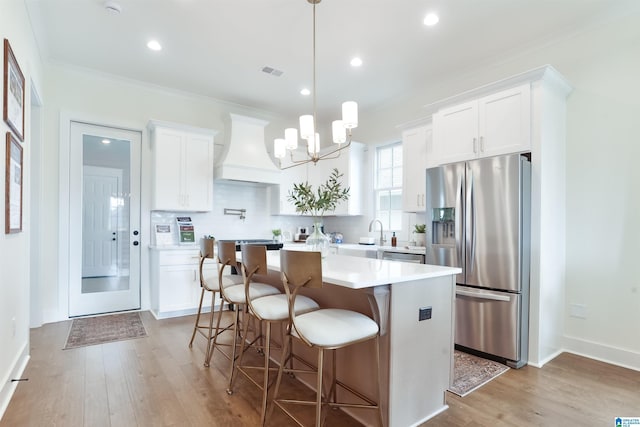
[332,243,378,259]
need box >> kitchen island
[262,251,461,427]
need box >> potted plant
[288,168,350,256]
[414,224,426,247]
[272,228,282,242]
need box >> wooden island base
[257,252,460,427]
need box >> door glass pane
[81,135,131,294]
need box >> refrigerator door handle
[456,288,511,302]
[455,173,463,270]
[467,170,476,272]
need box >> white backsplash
[151,181,276,244]
[150,181,426,246]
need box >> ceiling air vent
[261,66,284,77]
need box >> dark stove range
[221,239,283,251]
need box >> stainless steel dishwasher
[380,251,425,264]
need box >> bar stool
[189,237,243,367]
[230,244,320,425]
[216,242,280,389]
[270,249,384,427]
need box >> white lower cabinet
[150,248,222,319]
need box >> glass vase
[306,221,330,257]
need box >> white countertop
[149,244,199,250]
[266,251,460,289]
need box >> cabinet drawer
[158,249,200,266]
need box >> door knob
[133,230,139,236]
[133,241,139,246]
[112,238,116,241]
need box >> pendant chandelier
[273,0,358,170]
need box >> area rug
[64,312,147,350]
[448,350,509,397]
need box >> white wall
[563,36,640,368]
[0,0,43,417]
[39,64,294,323]
[357,8,640,369]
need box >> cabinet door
[152,129,184,210]
[402,126,428,212]
[183,134,214,211]
[158,265,200,312]
[478,84,531,157]
[331,143,364,216]
[434,100,479,165]
[277,161,308,215]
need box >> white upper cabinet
[328,141,365,216]
[434,84,531,164]
[149,121,216,211]
[402,124,433,212]
[272,142,365,216]
[273,158,308,215]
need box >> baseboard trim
[527,348,564,368]
[0,342,30,421]
[563,335,640,372]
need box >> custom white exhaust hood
[214,113,280,184]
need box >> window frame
[374,142,403,233]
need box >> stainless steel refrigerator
[425,153,530,368]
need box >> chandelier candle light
[273,0,358,169]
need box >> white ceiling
[24,0,637,123]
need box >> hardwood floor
[2,311,639,426]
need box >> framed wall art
[3,38,25,141]
[5,132,23,233]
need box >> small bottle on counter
[391,232,397,247]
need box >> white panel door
[69,122,141,317]
[82,166,122,277]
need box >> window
[375,142,402,231]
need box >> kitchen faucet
[368,219,386,246]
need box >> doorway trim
[58,111,149,320]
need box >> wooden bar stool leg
[268,334,291,421]
[329,349,338,404]
[315,348,324,427]
[375,335,384,427]
[259,321,272,426]
[206,294,226,367]
[188,287,206,349]
[203,290,218,367]
[226,307,241,395]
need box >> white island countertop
[266,251,461,289]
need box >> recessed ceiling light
[350,57,363,67]
[147,40,162,51]
[300,88,311,96]
[423,13,439,26]
[101,139,111,144]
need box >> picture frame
[3,39,25,142]
[5,132,23,233]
